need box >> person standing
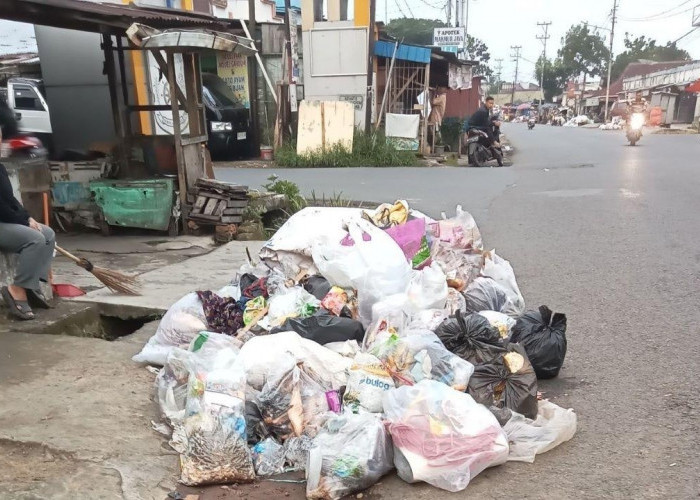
[0,105,55,320]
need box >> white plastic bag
[405,263,448,314]
[132,285,241,366]
[264,286,321,327]
[478,310,517,340]
[238,331,352,391]
[427,205,483,250]
[383,380,509,492]
[482,251,525,316]
[313,219,411,324]
[251,437,286,476]
[306,413,394,500]
[156,348,192,426]
[503,400,577,463]
[343,352,395,413]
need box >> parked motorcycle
[465,128,504,167]
[626,113,645,146]
[528,118,536,130]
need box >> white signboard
[433,27,465,48]
[147,51,189,136]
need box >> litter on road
[134,201,577,499]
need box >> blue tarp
[275,0,301,14]
[374,40,431,64]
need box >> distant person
[0,101,55,320]
[467,96,504,166]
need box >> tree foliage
[610,34,691,81]
[386,17,492,76]
[557,23,610,81]
[535,56,570,102]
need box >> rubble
[134,201,577,495]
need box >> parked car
[0,78,53,153]
[202,73,252,160]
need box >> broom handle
[55,245,83,265]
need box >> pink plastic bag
[385,218,432,269]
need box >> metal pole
[248,0,260,151]
[604,0,618,122]
[510,45,521,106]
[376,40,399,131]
[365,0,376,134]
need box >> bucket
[260,146,274,161]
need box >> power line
[393,0,407,18]
[672,27,698,44]
[402,0,414,18]
[620,0,694,21]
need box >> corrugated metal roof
[375,40,431,64]
[0,0,236,35]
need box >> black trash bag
[467,343,539,419]
[511,305,567,379]
[463,277,511,315]
[434,310,507,365]
[302,275,332,301]
[270,310,365,345]
[239,273,259,293]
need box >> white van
[2,78,53,149]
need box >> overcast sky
[2,0,699,84]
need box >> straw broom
[55,245,141,296]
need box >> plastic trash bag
[251,437,286,476]
[266,287,320,327]
[312,219,411,324]
[179,343,254,485]
[133,285,240,366]
[343,352,396,413]
[383,380,509,492]
[445,287,467,314]
[481,251,525,316]
[320,286,358,319]
[503,400,577,463]
[303,275,333,300]
[384,217,432,269]
[238,331,352,391]
[323,339,361,358]
[430,243,484,289]
[370,331,474,391]
[257,364,332,441]
[271,310,365,345]
[362,294,409,350]
[405,263,448,314]
[434,310,507,365]
[306,413,394,500]
[243,296,267,326]
[511,306,568,379]
[156,348,192,426]
[407,309,451,332]
[463,277,521,318]
[478,310,517,340]
[468,343,539,419]
[427,205,483,250]
[283,435,314,471]
[362,200,409,229]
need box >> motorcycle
[626,112,645,146]
[0,134,48,168]
[528,118,536,130]
[464,128,504,167]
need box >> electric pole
[446,0,451,26]
[510,45,522,106]
[604,0,619,122]
[494,58,503,92]
[536,21,551,103]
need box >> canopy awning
[127,23,256,55]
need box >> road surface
[218,124,700,498]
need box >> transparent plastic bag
[283,435,314,471]
[405,263,448,314]
[265,286,321,327]
[463,277,521,318]
[481,251,525,316]
[343,353,396,413]
[156,348,192,426]
[251,437,286,476]
[383,380,509,492]
[427,205,483,250]
[306,413,394,500]
[504,400,577,463]
[478,310,517,340]
[179,344,254,485]
[257,364,332,441]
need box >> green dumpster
[90,178,177,235]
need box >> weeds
[275,130,417,168]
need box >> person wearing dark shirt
[0,111,55,320]
[468,96,499,145]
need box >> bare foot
[8,284,28,302]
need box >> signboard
[216,51,250,109]
[433,27,465,48]
[585,97,600,107]
[338,94,364,110]
[289,9,301,83]
[441,46,459,54]
[147,51,189,136]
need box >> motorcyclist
[467,96,504,166]
[628,91,648,117]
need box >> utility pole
[247,0,259,153]
[455,0,462,27]
[494,58,503,92]
[446,0,452,26]
[604,0,619,122]
[364,0,376,134]
[536,21,551,103]
[510,45,522,106]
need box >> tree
[535,56,571,101]
[610,34,691,81]
[558,23,610,84]
[386,17,492,76]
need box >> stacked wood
[188,178,249,225]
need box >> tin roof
[0,0,235,35]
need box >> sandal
[1,286,35,320]
[27,289,53,309]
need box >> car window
[13,85,45,111]
[203,75,240,108]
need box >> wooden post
[247,0,260,155]
[102,34,129,173]
[421,62,431,155]
[166,51,187,208]
[115,36,132,143]
[364,0,376,134]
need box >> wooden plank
[193,195,207,213]
[227,200,249,208]
[223,207,247,215]
[182,143,205,194]
[203,198,218,215]
[214,199,226,216]
[181,135,208,146]
[220,215,244,223]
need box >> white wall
[212,0,282,22]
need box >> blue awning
[374,40,431,64]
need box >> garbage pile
[563,115,591,127]
[599,116,624,130]
[135,201,577,499]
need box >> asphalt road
[218,125,700,499]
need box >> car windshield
[203,74,241,108]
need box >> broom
[54,245,141,296]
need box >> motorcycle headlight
[211,121,233,132]
[630,114,645,129]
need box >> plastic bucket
[260,146,274,161]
